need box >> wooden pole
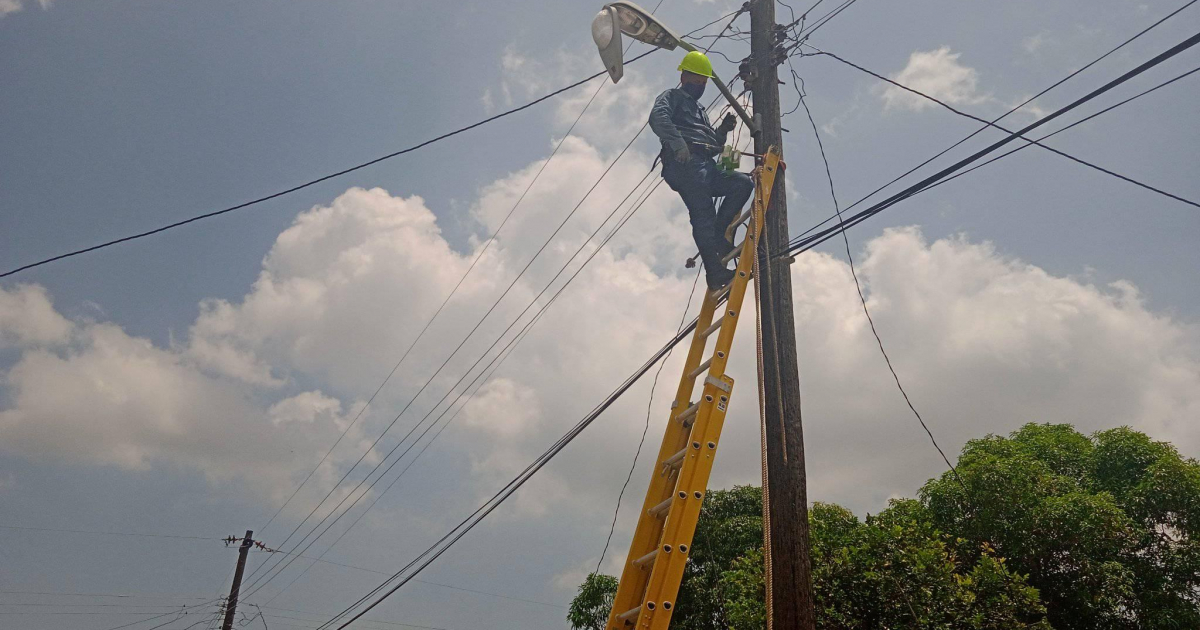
[748,1,816,628]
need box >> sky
[2,1,1199,629]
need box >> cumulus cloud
[0,312,358,496]
[0,284,72,348]
[2,113,1198,602]
[881,47,989,112]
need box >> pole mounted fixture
[590,1,758,135]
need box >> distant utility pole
[220,530,253,630]
[748,0,816,628]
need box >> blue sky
[2,1,1199,629]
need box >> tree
[922,423,1200,630]
[569,573,619,630]
[571,424,1200,629]
[571,491,1048,629]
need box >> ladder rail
[605,149,780,630]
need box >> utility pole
[221,530,253,630]
[748,1,816,629]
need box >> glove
[673,142,692,163]
[718,113,738,134]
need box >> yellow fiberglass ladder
[606,147,781,630]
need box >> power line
[239,123,657,600]
[245,10,746,600]
[779,30,1200,258]
[255,14,652,545]
[316,312,702,630]
[303,173,672,626]
[245,548,564,608]
[325,27,1200,629]
[595,266,702,576]
[242,159,665,602]
[0,591,208,600]
[245,7,740,586]
[0,50,659,280]
[0,523,222,540]
[796,89,967,488]
[915,65,1200,198]
[782,0,1198,250]
[803,45,1200,209]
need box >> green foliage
[572,492,1047,630]
[718,547,765,630]
[570,424,1200,630]
[921,423,1200,629]
[568,573,618,630]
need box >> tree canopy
[570,423,1200,629]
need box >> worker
[649,50,754,290]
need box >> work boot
[706,267,736,291]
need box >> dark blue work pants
[662,157,755,278]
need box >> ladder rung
[617,605,641,623]
[632,549,659,569]
[725,208,753,239]
[663,447,687,469]
[700,315,726,339]
[721,241,744,265]
[709,283,732,299]
[674,402,699,424]
[688,357,713,379]
[648,496,673,518]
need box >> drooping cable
[594,266,702,576]
[317,310,701,630]
[803,45,1200,209]
[243,165,664,602]
[796,90,966,488]
[0,50,664,280]
[240,122,655,597]
[254,21,650,544]
[246,7,750,599]
[782,0,1198,250]
[778,30,1200,258]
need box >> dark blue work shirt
[648,87,728,160]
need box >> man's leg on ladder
[711,169,755,257]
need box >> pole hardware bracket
[738,58,757,85]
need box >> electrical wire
[594,266,702,575]
[245,549,563,608]
[305,172,673,627]
[914,65,1200,198]
[245,7,748,600]
[316,302,701,630]
[803,45,1200,209]
[238,122,657,600]
[240,169,661,602]
[244,4,744,590]
[0,524,221,540]
[778,30,1200,258]
[0,49,667,280]
[782,0,1199,250]
[796,90,967,488]
[255,11,655,544]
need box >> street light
[590,2,757,134]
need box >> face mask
[681,82,706,100]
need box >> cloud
[0,284,72,348]
[881,47,989,112]
[0,0,50,18]
[0,0,21,18]
[2,118,1199,603]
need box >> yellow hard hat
[677,51,714,78]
